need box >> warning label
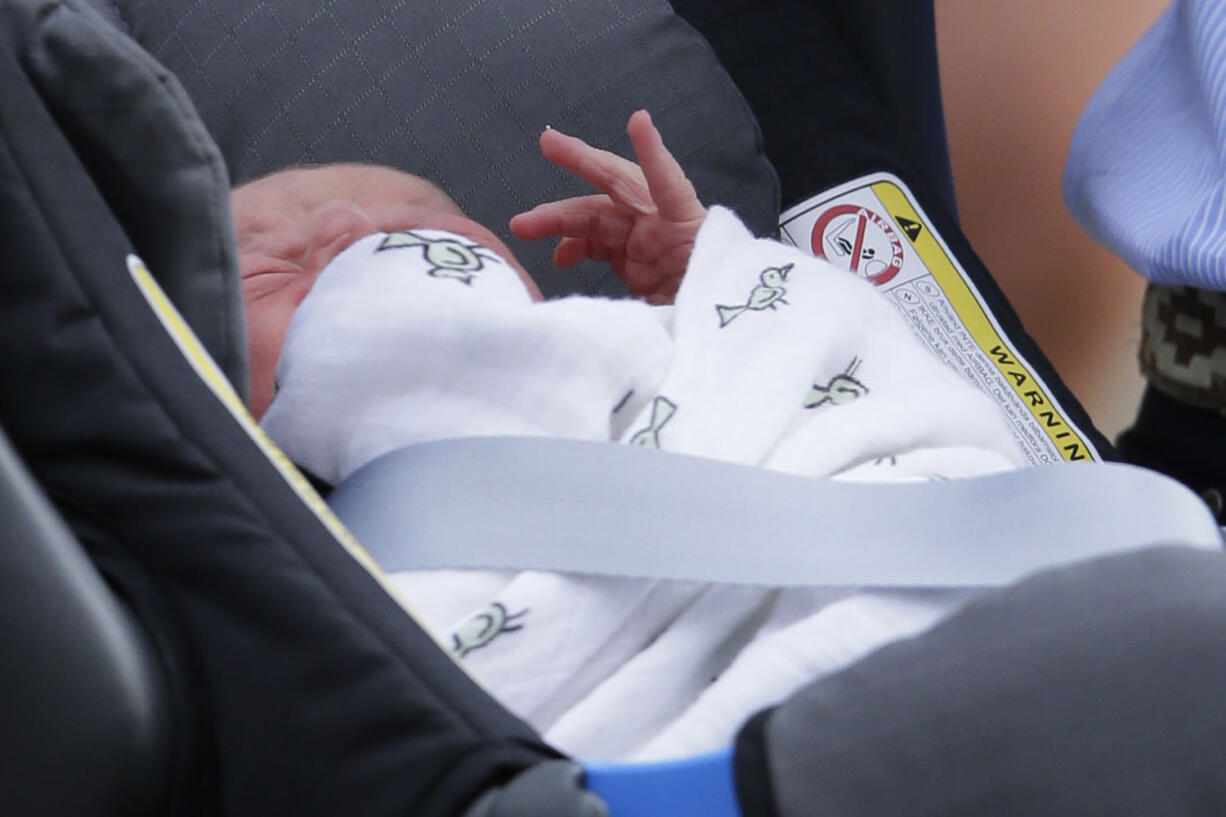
[780,173,1098,464]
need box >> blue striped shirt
[1065,0,1226,291]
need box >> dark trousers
[1119,386,1226,522]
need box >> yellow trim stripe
[125,256,395,588]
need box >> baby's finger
[510,195,632,243]
[626,110,705,222]
[553,237,591,269]
[539,127,654,214]
[510,196,602,240]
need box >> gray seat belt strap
[328,437,1223,588]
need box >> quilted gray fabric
[98,0,779,297]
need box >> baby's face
[232,163,540,418]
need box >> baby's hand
[509,110,706,304]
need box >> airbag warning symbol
[811,204,904,286]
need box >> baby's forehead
[232,163,458,216]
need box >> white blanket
[263,208,1023,761]
[260,228,672,486]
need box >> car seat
[3,2,1224,817]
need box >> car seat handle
[585,749,739,817]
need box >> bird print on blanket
[716,263,792,327]
[629,396,677,448]
[377,230,501,285]
[452,602,528,657]
[804,357,869,408]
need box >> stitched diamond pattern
[112,0,779,297]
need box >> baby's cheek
[243,285,308,419]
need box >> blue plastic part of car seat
[583,748,739,817]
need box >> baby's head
[233,163,541,418]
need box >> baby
[236,111,1025,761]
[235,110,699,420]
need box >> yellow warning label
[870,183,1091,462]
[780,174,1097,464]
